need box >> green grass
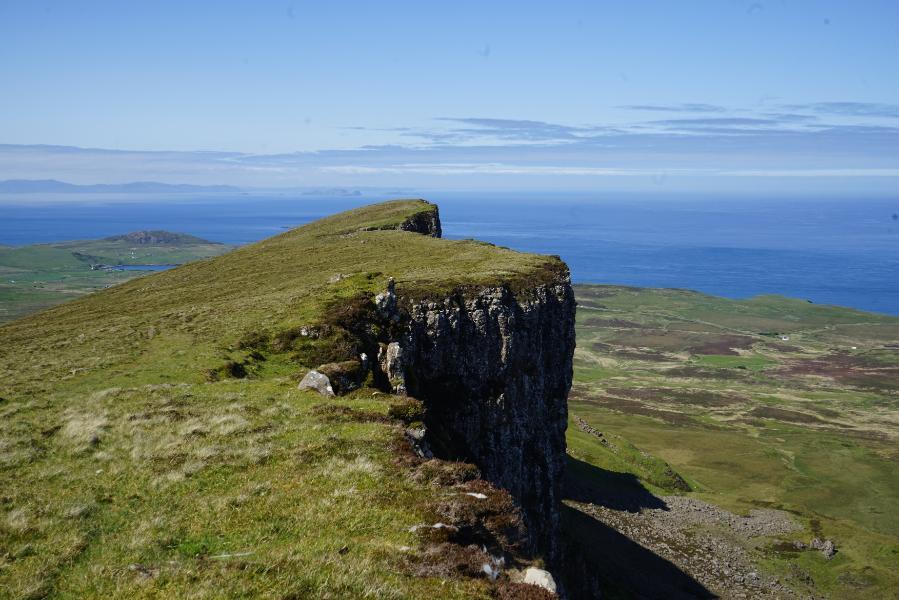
[692,354,774,371]
[569,284,899,599]
[0,200,565,599]
[0,380,492,599]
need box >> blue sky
[1,0,898,192]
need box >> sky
[1,0,898,193]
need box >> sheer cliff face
[399,205,442,237]
[390,281,576,563]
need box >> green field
[0,232,231,323]
[568,285,899,598]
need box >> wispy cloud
[783,102,899,119]
[619,103,727,113]
[422,117,606,143]
[2,101,898,192]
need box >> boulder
[522,567,557,594]
[810,537,836,559]
[298,370,334,396]
[378,342,405,393]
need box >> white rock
[523,567,557,594]
[298,370,334,396]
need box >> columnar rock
[389,278,575,564]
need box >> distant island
[0,230,231,322]
[0,179,242,194]
[103,230,223,245]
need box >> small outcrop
[400,203,442,237]
[810,537,836,559]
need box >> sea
[1,192,897,316]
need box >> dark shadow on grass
[561,505,717,600]
[561,456,715,598]
[564,456,668,512]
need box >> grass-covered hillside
[0,200,566,599]
[0,232,231,323]
[568,285,899,598]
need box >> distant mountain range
[0,179,242,194]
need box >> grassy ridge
[0,200,562,399]
[569,284,899,598]
[0,200,565,599]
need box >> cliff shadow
[564,456,668,512]
[561,504,716,600]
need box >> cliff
[325,203,575,562]
[0,199,575,598]
[382,283,575,562]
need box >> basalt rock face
[399,204,442,237]
[387,279,576,564]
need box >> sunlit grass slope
[0,200,564,599]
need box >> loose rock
[522,567,558,594]
[298,370,334,396]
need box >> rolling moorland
[568,286,899,598]
[0,232,231,323]
[1,200,897,599]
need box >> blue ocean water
[1,192,897,315]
